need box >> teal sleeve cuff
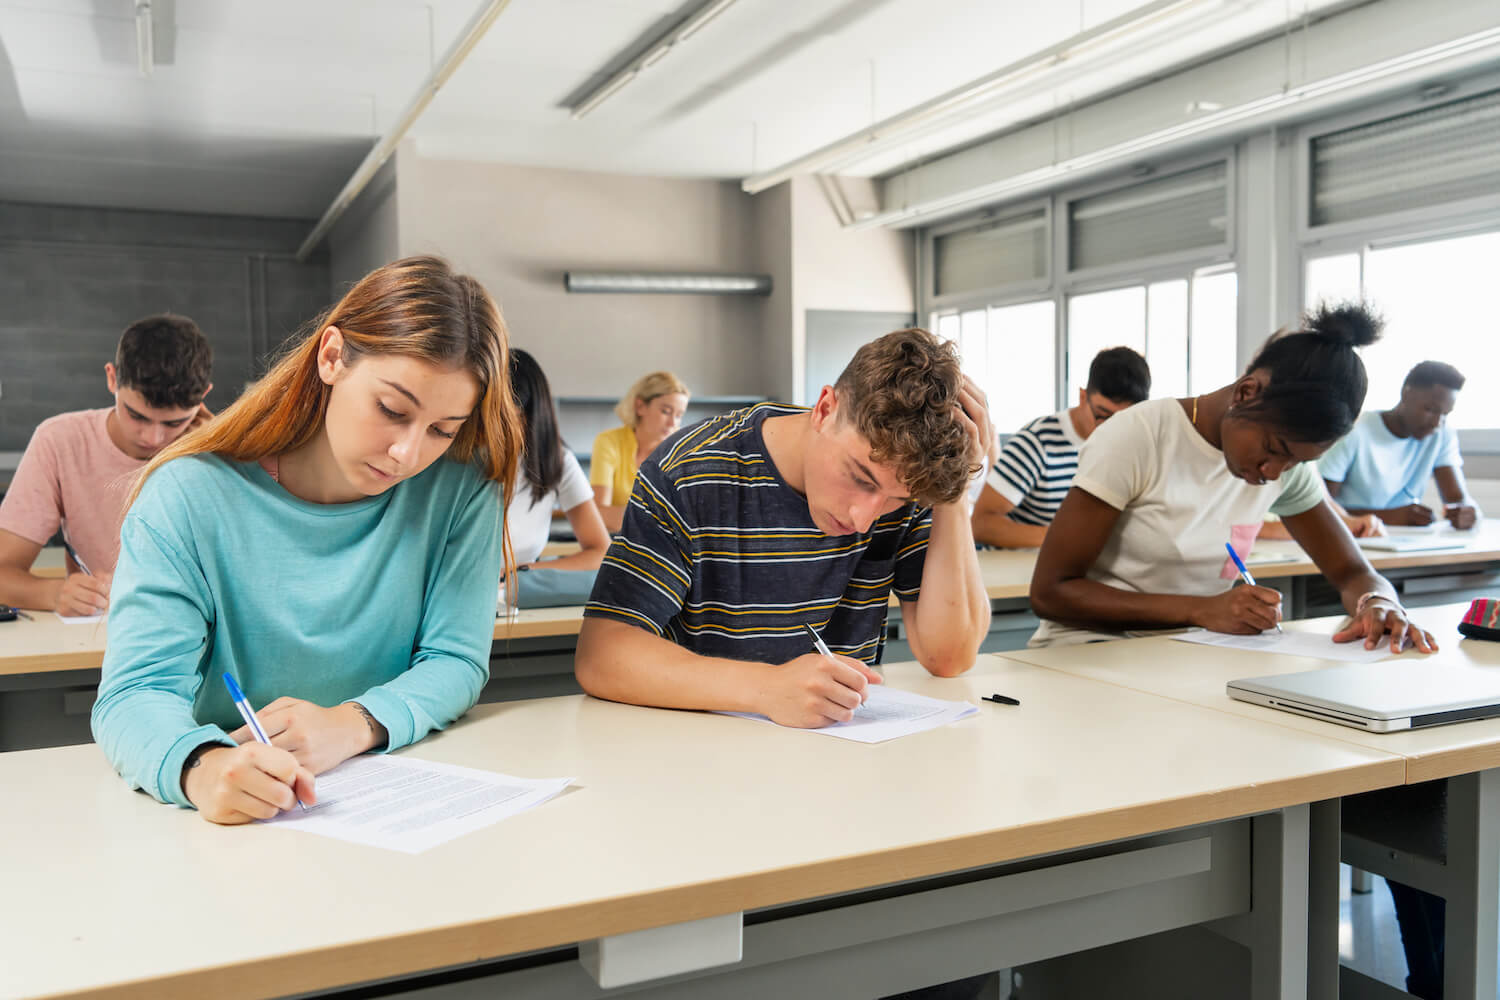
[156,725,233,808]
[350,687,415,753]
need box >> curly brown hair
[834,327,976,507]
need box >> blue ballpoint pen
[222,673,307,810]
[1225,542,1283,634]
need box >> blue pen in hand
[221,672,308,811]
[1225,542,1283,634]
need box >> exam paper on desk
[1172,628,1404,664]
[719,685,977,744]
[263,755,574,854]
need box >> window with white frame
[1065,267,1238,401]
[937,300,1056,432]
[1304,229,1500,431]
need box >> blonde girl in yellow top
[590,371,689,532]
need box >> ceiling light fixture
[135,0,154,78]
[846,24,1500,231]
[570,0,740,120]
[740,0,1228,195]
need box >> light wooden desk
[33,545,64,579]
[1003,603,1500,1000]
[0,657,1402,1000]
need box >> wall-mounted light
[564,271,772,295]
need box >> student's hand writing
[1445,503,1478,530]
[1191,585,1283,634]
[55,571,110,617]
[1383,503,1435,526]
[1344,514,1385,538]
[767,653,883,728]
[181,743,315,825]
[1333,598,1438,654]
[228,697,385,775]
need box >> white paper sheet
[263,755,574,854]
[55,613,104,624]
[1171,628,1408,663]
[719,684,978,743]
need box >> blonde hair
[615,371,690,427]
[128,257,522,572]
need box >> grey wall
[0,200,331,452]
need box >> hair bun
[1305,301,1382,349]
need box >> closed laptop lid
[1229,660,1500,722]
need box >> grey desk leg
[1443,768,1500,1000]
[1252,804,1311,1000]
[1308,799,1340,1000]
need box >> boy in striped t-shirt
[972,347,1149,549]
[578,328,994,730]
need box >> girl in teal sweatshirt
[92,256,522,824]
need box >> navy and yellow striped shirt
[584,403,932,665]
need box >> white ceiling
[0,0,1354,221]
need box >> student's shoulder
[27,408,110,449]
[592,425,633,453]
[1091,397,1171,446]
[653,402,795,482]
[423,455,500,502]
[129,454,244,522]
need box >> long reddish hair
[129,257,521,563]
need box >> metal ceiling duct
[563,271,772,295]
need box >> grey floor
[1340,864,1410,989]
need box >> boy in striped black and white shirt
[972,347,1150,549]
[576,328,993,731]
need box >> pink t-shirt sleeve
[0,424,64,548]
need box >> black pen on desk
[983,693,1020,706]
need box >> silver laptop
[1227,661,1500,732]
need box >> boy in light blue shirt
[1320,360,1480,529]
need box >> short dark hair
[1404,361,1465,392]
[115,314,213,409]
[1236,301,1382,444]
[1086,347,1150,403]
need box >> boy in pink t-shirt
[0,315,213,616]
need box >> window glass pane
[1190,269,1239,395]
[1361,230,1500,430]
[1305,253,1361,310]
[936,312,960,345]
[1146,280,1188,400]
[958,309,987,386]
[1066,286,1146,394]
[985,300,1056,430]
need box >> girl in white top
[1030,303,1436,652]
[506,350,609,570]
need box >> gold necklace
[1191,395,1199,427]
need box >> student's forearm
[599,505,625,533]
[576,619,772,712]
[533,548,605,571]
[1031,577,1212,632]
[0,566,61,611]
[908,503,990,676]
[970,508,1048,549]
